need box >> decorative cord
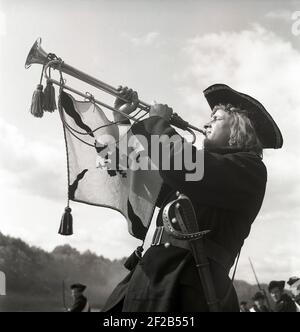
[55,59,150,149]
[58,77,71,207]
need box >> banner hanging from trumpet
[59,90,163,240]
[25,37,205,240]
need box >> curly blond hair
[213,104,263,156]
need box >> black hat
[287,277,300,286]
[252,291,265,301]
[268,280,285,293]
[70,283,86,292]
[203,84,283,149]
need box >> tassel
[43,81,57,112]
[58,207,73,236]
[30,84,44,118]
[124,246,144,271]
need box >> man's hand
[149,103,173,122]
[113,86,139,123]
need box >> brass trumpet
[25,38,206,138]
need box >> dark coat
[274,294,297,312]
[70,295,90,312]
[250,305,270,312]
[103,117,267,312]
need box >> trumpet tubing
[25,38,206,136]
[25,38,149,110]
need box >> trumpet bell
[25,37,48,69]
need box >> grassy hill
[0,232,265,312]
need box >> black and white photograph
[0,0,300,316]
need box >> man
[240,301,250,312]
[287,277,300,305]
[268,280,296,312]
[249,292,270,312]
[103,84,283,312]
[0,271,5,296]
[69,283,91,312]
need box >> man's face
[71,289,82,299]
[270,287,283,302]
[254,299,265,308]
[240,304,248,311]
[290,282,300,297]
[204,108,231,149]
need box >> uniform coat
[103,117,267,312]
[249,305,270,312]
[70,295,90,312]
[274,294,297,312]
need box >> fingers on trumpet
[115,86,139,114]
[149,102,173,121]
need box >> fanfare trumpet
[25,38,206,139]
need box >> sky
[0,0,300,284]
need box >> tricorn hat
[70,283,86,292]
[268,280,285,293]
[287,277,300,286]
[252,291,265,301]
[203,84,283,149]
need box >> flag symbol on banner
[59,91,163,240]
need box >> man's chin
[204,138,217,150]
[204,138,230,151]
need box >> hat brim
[203,84,283,149]
[70,284,86,291]
[287,277,300,286]
[268,280,285,292]
[252,292,265,301]
[252,295,265,301]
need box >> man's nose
[204,122,212,130]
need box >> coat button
[164,242,170,248]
